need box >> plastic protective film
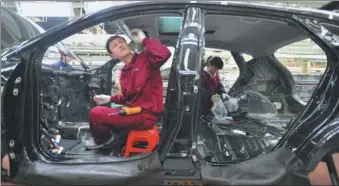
[23,152,164,185]
[200,147,310,185]
[240,91,278,120]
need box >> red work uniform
[200,69,226,115]
[89,38,171,144]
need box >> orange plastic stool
[124,125,160,157]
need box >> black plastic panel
[197,118,282,163]
[23,152,164,185]
[200,147,310,185]
[40,65,93,126]
[39,60,116,129]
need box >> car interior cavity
[38,12,321,164]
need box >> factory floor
[309,153,339,185]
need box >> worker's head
[105,35,132,60]
[206,56,224,76]
[60,54,73,64]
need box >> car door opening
[36,13,181,160]
[196,13,329,165]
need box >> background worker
[53,51,73,68]
[200,56,238,117]
[85,29,171,150]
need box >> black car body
[1,7,90,88]
[1,2,339,185]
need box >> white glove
[131,29,146,43]
[224,98,239,112]
[94,94,111,105]
[221,93,231,101]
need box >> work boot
[85,135,115,150]
[84,140,103,150]
[101,134,117,149]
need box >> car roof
[1,7,42,51]
[5,2,339,58]
[105,2,339,57]
[117,14,306,57]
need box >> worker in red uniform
[85,29,171,150]
[200,56,238,116]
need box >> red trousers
[89,106,156,144]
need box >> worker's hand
[94,94,111,105]
[224,97,239,112]
[221,93,231,101]
[131,29,146,43]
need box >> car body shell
[1,2,339,185]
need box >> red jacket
[111,38,171,121]
[201,70,226,115]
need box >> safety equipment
[131,29,146,43]
[94,94,111,105]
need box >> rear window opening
[275,38,327,103]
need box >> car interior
[38,12,323,164]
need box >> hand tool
[107,106,142,116]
